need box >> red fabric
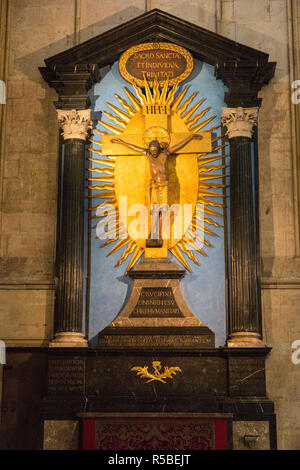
[82,418,229,450]
[214,420,227,450]
[82,420,95,450]
[93,421,214,450]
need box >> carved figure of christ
[111,133,202,246]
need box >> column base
[49,332,88,348]
[227,332,265,348]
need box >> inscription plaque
[119,42,194,86]
[101,334,214,348]
[130,287,184,318]
[48,358,84,393]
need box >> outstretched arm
[111,138,147,155]
[168,133,203,154]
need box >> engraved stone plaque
[130,287,184,318]
[48,358,84,393]
[100,333,214,348]
[98,258,215,348]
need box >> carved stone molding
[49,332,88,348]
[227,332,265,348]
[221,107,259,139]
[40,64,100,110]
[57,109,92,140]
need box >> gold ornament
[131,361,182,384]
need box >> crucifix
[110,132,203,247]
[101,97,212,257]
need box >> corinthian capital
[221,107,259,139]
[57,109,93,140]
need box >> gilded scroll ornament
[131,361,182,383]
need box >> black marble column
[38,65,100,347]
[55,138,86,334]
[50,109,92,347]
[222,108,264,347]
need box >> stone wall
[0,0,299,449]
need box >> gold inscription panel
[101,335,214,347]
[119,42,194,86]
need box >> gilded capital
[221,107,259,139]
[57,109,93,140]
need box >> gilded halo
[143,126,171,149]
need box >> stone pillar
[50,109,92,347]
[222,107,264,347]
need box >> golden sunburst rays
[90,76,228,271]
[168,81,227,271]
[89,85,146,271]
[172,161,226,269]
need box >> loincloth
[150,180,168,206]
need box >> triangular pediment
[43,9,272,69]
[40,9,275,109]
